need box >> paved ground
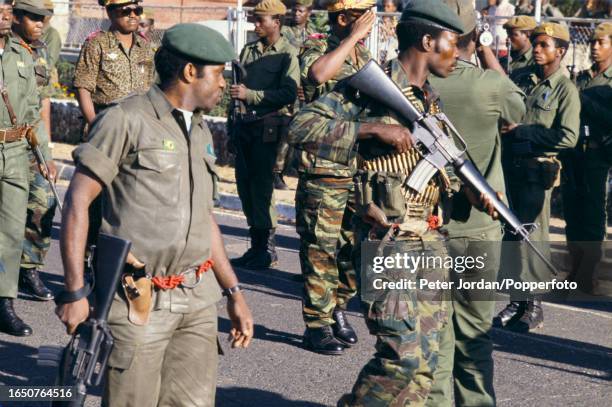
[0,186,610,406]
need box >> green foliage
[209,85,230,118]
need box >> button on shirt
[73,85,221,313]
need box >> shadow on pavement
[492,328,612,380]
[218,317,304,349]
[219,224,300,251]
[216,386,327,406]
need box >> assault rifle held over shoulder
[348,60,558,275]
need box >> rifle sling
[0,88,18,126]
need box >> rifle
[38,233,132,406]
[506,38,512,75]
[567,38,577,82]
[347,60,559,275]
[230,60,251,180]
[0,84,63,211]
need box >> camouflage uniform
[19,38,56,273]
[73,30,154,111]
[291,33,371,328]
[290,59,455,404]
[282,22,318,49]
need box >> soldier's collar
[110,30,145,47]
[390,58,440,105]
[532,66,564,88]
[602,64,612,79]
[148,84,176,120]
[256,35,284,52]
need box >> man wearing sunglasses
[74,0,154,130]
[10,0,58,306]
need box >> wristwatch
[222,285,241,297]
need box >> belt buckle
[178,267,202,289]
[0,129,6,143]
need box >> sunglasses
[115,6,143,18]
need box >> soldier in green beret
[0,0,43,336]
[229,0,300,270]
[56,23,253,406]
[496,22,580,332]
[11,0,57,303]
[561,22,612,295]
[501,15,537,79]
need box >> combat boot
[303,326,344,355]
[273,173,289,190]
[19,268,54,301]
[508,298,543,332]
[0,298,32,336]
[243,228,279,270]
[230,228,260,267]
[493,301,526,328]
[332,308,358,347]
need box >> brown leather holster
[121,270,153,326]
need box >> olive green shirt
[0,34,39,133]
[41,25,61,69]
[429,59,526,236]
[73,85,222,313]
[513,66,580,154]
[501,47,535,81]
[74,30,155,106]
[239,35,299,117]
[300,33,371,103]
[576,64,612,145]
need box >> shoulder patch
[86,30,103,41]
[307,33,326,40]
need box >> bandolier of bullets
[358,85,444,210]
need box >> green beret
[13,0,52,16]
[161,23,236,64]
[294,0,313,7]
[400,0,465,34]
[503,15,537,31]
[533,22,570,43]
[254,0,287,16]
[593,22,612,40]
[443,0,476,33]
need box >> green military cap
[503,15,537,31]
[161,23,236,64]
[533,22,570,42]
[13,0,52,15]
[43,0,53,11]
[326,0,375,12]
[592,22,612,40]
[400,0,465,34]
[254,0,287,16]
[443,0,476,33]
[0,0,13,5]
[294,0,313,7]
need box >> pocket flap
[137,150,179,173]
[107,343,136,370]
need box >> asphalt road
[0,187,610,407]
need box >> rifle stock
[348,60,559,275]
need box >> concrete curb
[55,162,297,221]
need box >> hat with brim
[593,22,612,40]
[104,0,141,8]
[161,23,236,65]
[327,0,376,12]
[533,22,570,43]
[13,0,53,16]
[400,0,465,34]
[254,0,287,16]
[503,15,537,31]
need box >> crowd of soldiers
[0,0,610,405]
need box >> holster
[121,268,153,326]
[355,169,407,221]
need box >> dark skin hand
[464,187,504,220]
[359,122,413,153]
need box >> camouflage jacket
[73,30,155,106]
[281,22,319,50]
[300,33,371,103]
[576,64,612,144]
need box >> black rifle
[40,233,131,406]
[348,60,559,275]
[230,60,251,180]
[567,38,577,82]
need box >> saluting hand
[226,291,254,349]
[230,84,248,101]
[349,10,376,42]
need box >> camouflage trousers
[295,175,357,328]
[20,154,57,270]
[340,230,450,406]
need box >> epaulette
[85,30,103,41]
[307,33,326,40]
[137,31,149,42]
[17,39,33,55]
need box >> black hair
[554,38,569,55]
[396,21,444,51]
[273,14,285,27]
[155,47,206,88]
[328,11,342,25]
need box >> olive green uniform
[235,35,299,230]
[427,59,526,407]
[562,64,612,291]
[0,34,41,299]
[500,47,536,80]
[73,85,222,407]
[291,58,455,405]
[504,66,580,285]
[292,34,370,327]
[20,38,56,273]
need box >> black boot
[508,299,544,332]
[332,308,358,347]
[273,173,289,190]
[19,268,54,301]
[230,228,259,267]
[0,298,32,336]
[243,228,279,269]
[493,301,526,328]
[303,326,344,355]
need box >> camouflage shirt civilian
[73,30,154,106]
